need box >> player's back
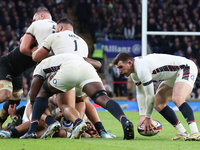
[0,46,37,76]
[133,54,194,82]
[49,30,88,57]
[26,19,56,48]
[135,54,190,70]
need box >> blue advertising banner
[0,100,200,113]
[102,40,141,58]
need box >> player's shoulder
[32,19,56,26]
[63,30,80,38]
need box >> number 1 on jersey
[74,40,77,51]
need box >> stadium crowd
[86,0,200,98]
[0,0,199,141]
[1,0,200,98]
[0,0,68,96]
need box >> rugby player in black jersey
[0,45,37,129]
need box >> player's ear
[41,14,45,19]
[59,25,63,31]
[127,60,132,65]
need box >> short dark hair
[57,18,73,26]
[112,52,133,65]
[36,9,50,15]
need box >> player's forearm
[20,45,32,56]
[145,95,155,118]
[137,94,146,116]
[32,47,49,62]
[84,57,102,70]
[142,83,155,118]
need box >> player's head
[55,18,73,33]
[113,52,134,76]
[33,9,52,22]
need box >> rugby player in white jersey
[20,53,134,140]
[21,17,118,139]
[20,9,57,56]
[28,54,115,138]
[113,52,200,141]
[20,18,134,140]
[20,10,87,139]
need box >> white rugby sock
[189,122,199,134]
[175,122,188,135]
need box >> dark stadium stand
[1,0,200,99]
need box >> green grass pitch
[0,111,200,150]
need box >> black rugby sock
[28,97,48,134]
[74,118,82,126]
[45,115,56,125]
[106,100,128,125]
[179,102,195,124]
[94,122,105,133]
[16,106,26,117]
[159,105,179,125]
[9,128,19,138]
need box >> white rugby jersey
[131,54,194,85]
[131,54,196,118]
[42,30,88,57]
[26,19,57,48]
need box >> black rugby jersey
[0,46,37,76]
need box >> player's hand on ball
[143,118,156,135]
[138,115,146,126]
[138,120,162,136]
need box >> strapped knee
[0,80,12,92]
[91,90,107,102]
[11,89,23,100]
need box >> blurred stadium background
[1,0,200,110]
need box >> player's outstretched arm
[84,57,102,71]
[32,46,49,62]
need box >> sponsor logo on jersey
[53,79,57,86]
[190,75,195,81]
[6,74,12,81]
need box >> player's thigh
[30,76,45,101]
[172,82,193,107]
[172,62,197,106]
[154,82,173,109]
[56,90,76,108]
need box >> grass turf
[0,111,200,150]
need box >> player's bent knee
[154,103,166,112]
[91,90,107,102]
[171,97,185,107]
[0,81,13,102]
[11,89,23,100]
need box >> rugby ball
[137,120,162,136]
